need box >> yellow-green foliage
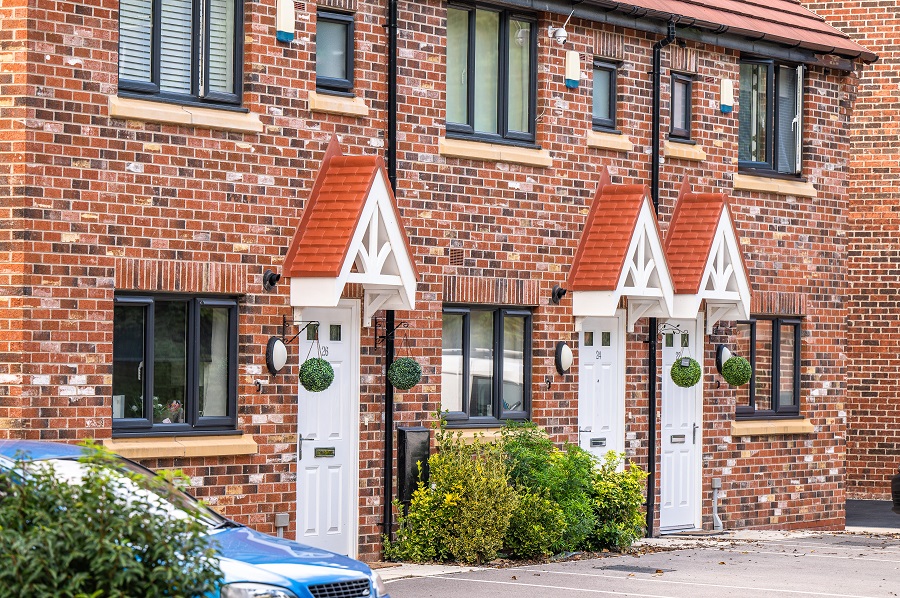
[385,427,516,564]
[587,451,648,551]
[504,490,565,559]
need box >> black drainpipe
[646,18,676,538]
[382,0,399,543]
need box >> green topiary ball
[299,357,334,393]
[722,355,752,386]
[670,357,702,388]
[387,357,421,391]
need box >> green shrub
[385,426,516,564]
[500,422,597,553]
[504,490,564,559]
[670,357,702,388]
[587,451,648,551]
[387,357,422,391]
[722,355,752,386]
[0,441,220,598]
[299,357,334,392]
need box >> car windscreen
[32,457,228,529]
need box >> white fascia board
[572,290,620,318]
[290,276,343,307]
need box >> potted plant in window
[670,356,702,388]
[299,357,334,393]
[716,345,752,387]
[387,357,422,391]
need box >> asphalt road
[384,533,900,598]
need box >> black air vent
[308,578,371,598]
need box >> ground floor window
[733,315,801,419]
[112,294,238,434]
[441,306,531,425]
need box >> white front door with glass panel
[578,315,625,461]
[296,303,359,556]
[660,319,702,532]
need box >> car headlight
[220,583,298,598]
[371,571,389,597]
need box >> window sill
[730,418,814,437]
[109,96,264,133]
[441,427,503,443]
[586,129,633,152]
[103,433,258,459]
[733,173,816,198]
[438,137,552,168]
[663,140,706,162]
[309,90,370,118]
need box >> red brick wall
[1,0,859,559]
[806,0,898,499]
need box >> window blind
[119,0,153,83]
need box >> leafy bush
[504,490,564,559]
[387,357,422,391]
[0,441,220,598]
[722,355,752,386]
[385,426,516,564]
[500,422,597,553]
[299,357,334,392]
[587,451,648,551]
[670,357,702,388]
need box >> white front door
[296,302,359,556]
[578,314,625,461]
[660,318,702,532]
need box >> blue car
[0,440,390,598]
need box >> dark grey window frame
[112,293,239,436]
[669,72,693,140]
[738,57,803,176]
[442,305,532,427]
[445,2,538,146]
[735,316,802,420]
[117,0,244,107]
[592,59,618,131]
[315,10,355,95]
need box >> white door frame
[296,299,361,557]
[577,310,626,461]
[659,316,703,532]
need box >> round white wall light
[266,336,288,376]
[555,341,573,375]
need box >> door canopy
[665,179,751,333]
[568,169,674,332]
[283,137,419,323]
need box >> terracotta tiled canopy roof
[665,191,728,295]
[283,141,418,281]
[283,137,419,321]
[597,0,876,62]
[568,182,651,291]
[665,180,752,330]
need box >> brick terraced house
[0,0,875,559]
[803,1,900,502]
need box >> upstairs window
[733,316,802,419]
[592,60,618,131]
[446,3,536,144]
[739,59,803,175]
[670,73,693,140]
[118,0,244,106]
[316,11,355,94]
[441,306,532,425]
[113,294,238,435]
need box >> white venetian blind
[119,0,153,83]
[207,0,235,95]
[160,0,193,94]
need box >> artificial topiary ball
[722,355,752,386]
[670,357,702,388]
[387,357,422,391]
[299,357,334,392]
